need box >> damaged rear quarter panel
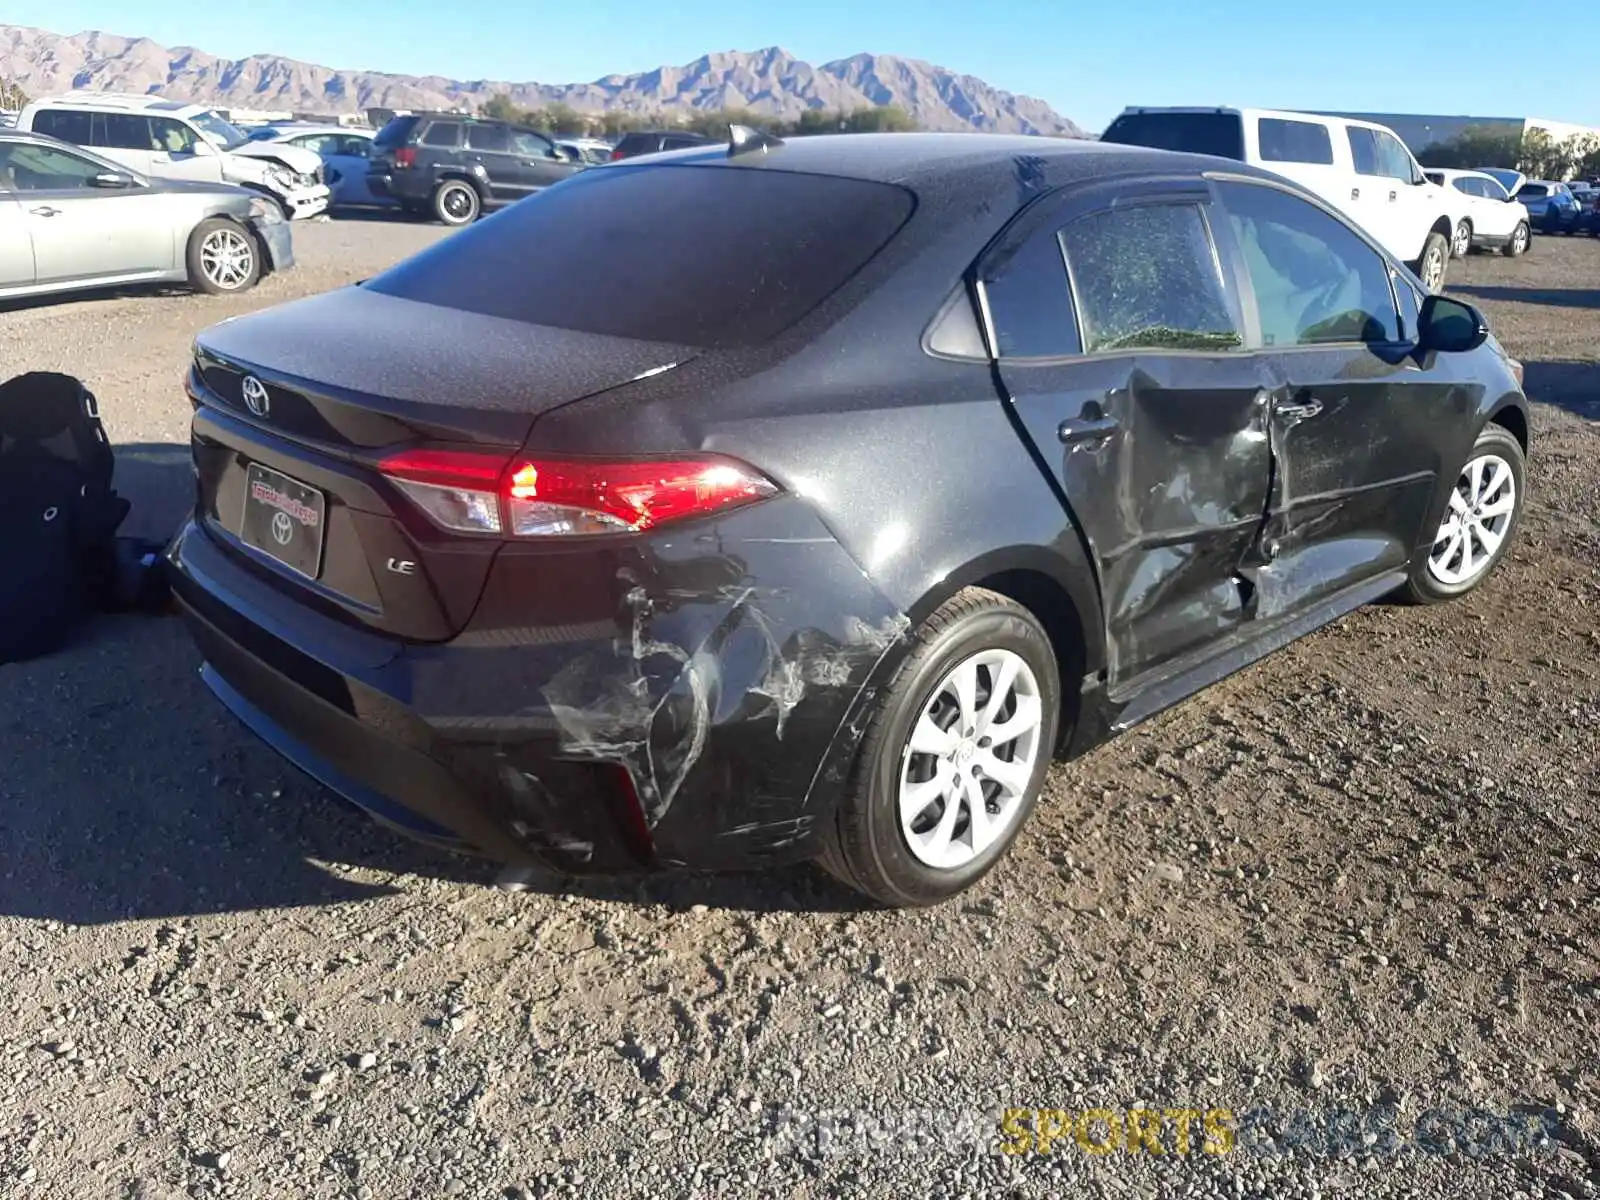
[404,496,908,870]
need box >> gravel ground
[0,218,1596,1200]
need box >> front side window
[512,130,554,157]
[149,117,200,154]
[1258,118,1334,165]
[980,226,1081,359]
[1060,203,1240,353]
[292,134,337,154]
[189,110,249,151]
[31,109,91,145]
[0,142,103,190]
[1218,180,1400,346]
[1375,131,1418,183]
[1347,127,1381,176]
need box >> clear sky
[6,0,1598,133]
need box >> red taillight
[377,449,778,538]
[609,148,624,161]
[394,146,417,169]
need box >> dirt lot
[0,219,1596,1200]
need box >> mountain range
[0,25,1085,137]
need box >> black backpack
[0,372,131,664]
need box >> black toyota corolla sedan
[168,130,1530,907]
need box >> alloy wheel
[200,228,255,291]
[1427,453,1517,587]
[897,647,1044,871]
[1513,224,1530,253]
[1452,221,1471,257]
[1421,242,1446,292]
[440,185,476,223]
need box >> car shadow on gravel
[1521,362,1600,419]
[1452,284,1600,311]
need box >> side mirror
[1417,295,1488,354]
[88,171,134,189]
[192,139,218,157]
[551,145,575,162]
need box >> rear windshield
[373,117,420,148]
[1519,184,1547,197]
[1101,112,1245,161]
[365,164,916,348]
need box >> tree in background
[1419,123,1600,180]
[477,93,918,139]
[0,78,29,110]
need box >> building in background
[1316,112,1600,174]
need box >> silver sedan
[0,129,294,302]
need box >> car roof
[1113,105,1403,134]
[24,91,207,117]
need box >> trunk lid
[189,285,694,642]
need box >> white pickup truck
[1102,106,1460,292]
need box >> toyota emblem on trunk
[241,375,270,418]
[271,511,294,546]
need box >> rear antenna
[728,123,785,158]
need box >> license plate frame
[240,463,327,580]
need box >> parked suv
[1423,169,1532,257]
[609,130,721,161]
[15,94,330,220]
[1102,107,1459,291]
[367,114,585,225]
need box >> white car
[1102,106,1459,291]
[15,94,331,220]
[247,124,393,209]
[1423,169,1532,258]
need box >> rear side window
[365,164,916,348]
[980,228,1081,358]
[31,109,91,145]
[466,123,509,152]
[423,122,462,148]
[373,117,419,149]
[1100,112,1245,161]
[96,113,152,151]
[1060,204,1240,353]
[1257,118,1334,165]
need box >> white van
[1101,107,1460,292]
[16,94,330,220]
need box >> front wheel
[432,180,480,226]
[1503,221,1530,257]
[1451,220,1472,259]
[1416,231,1450,293]
[817,587,1062,907]
[1401,424,1525,604]
[186,218,260,295]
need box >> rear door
[2,140,170,283]
[984,179,1274,688]
[463,122,521,202]
[1212,176,1457,615]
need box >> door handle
[28,206,60,217]
[1388,190,1398,202]
[1350,187,1360,200]
[1275,393,1323,421]
[1058,414,1119,448]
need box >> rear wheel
[1451,219,1472,259]
[1503,221,1530,256]
[433,180,480,226]
[818,587,1062,907]
[1401,424,1525,604]
[186,218,260,295]
[1416,231,1450,293]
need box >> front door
[511,129,581,193]
[463,123,522,204]
[0,193,34,289]
[1212,178,1458,616]
[146,116,224,183]
[986,182,1274,688]
[3,141,171,283]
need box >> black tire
[1451,219,1472,260]
[817,587,1062,907]
[1400,424,1526,605]
[433,180,480,226]
[185,218,261,296]
[1502,221,1530,257]
[1415,231,1450,293]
